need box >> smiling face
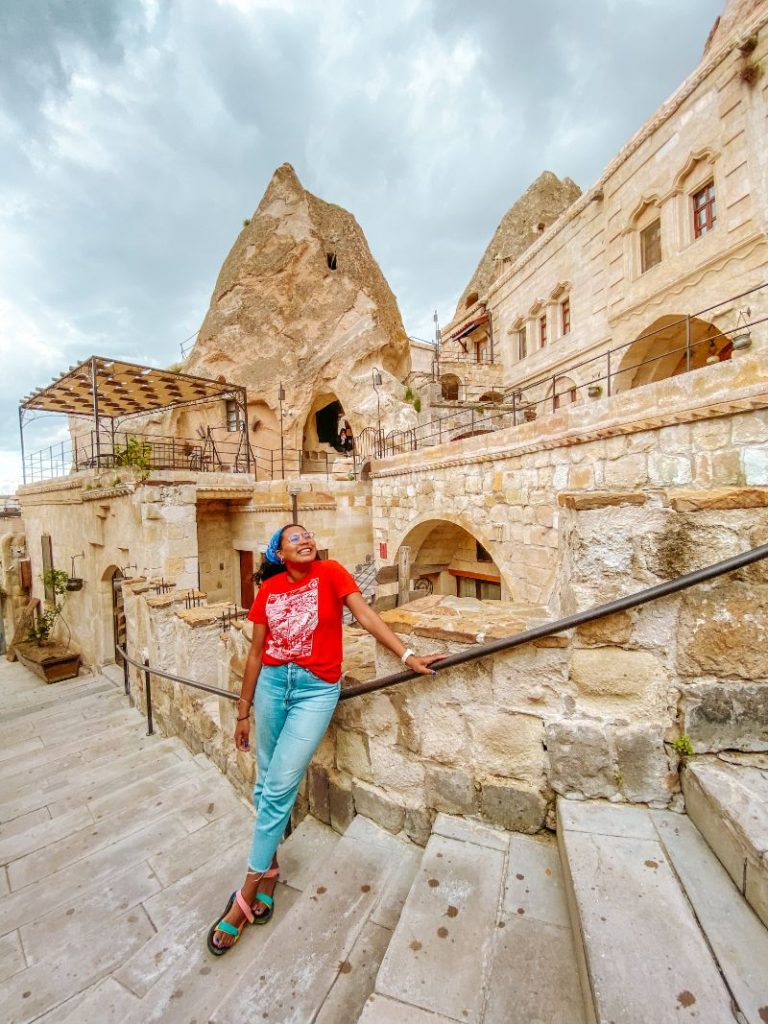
[279,524,317,565]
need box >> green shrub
[671,735,695,757]
[413,396,421,413]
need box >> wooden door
[111,570,126,664]
[239,550,254,610]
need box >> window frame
[539,314,547,348]
[225,399,239,433]
[692,181,716,239]
[561,297,571,336]
[640,218,662,274]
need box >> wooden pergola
[19,355,249,481]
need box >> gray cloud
[0,0,724,485]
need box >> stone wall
[372,350,768,609]
[14,469,374,668]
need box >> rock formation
[181,163,414,457]
[455,171,581,316]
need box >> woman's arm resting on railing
[235,623,266,751]
[344,591,445,677]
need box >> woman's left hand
[404,653,446,676]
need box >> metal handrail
[338,541,768,699]
[115,542,768,731]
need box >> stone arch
[672,147,719,193]
[302,392,347,452]
[390,512,512,599]
[478,391,503,405]
[440,374,462,401]
[614,314,730,392]
[625,193,663,232]
[552,375,578,409]
[98,563,125,667]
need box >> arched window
[440,374,462,401]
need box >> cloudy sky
[1,0,724,490]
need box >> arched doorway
[614,315,731,392]
[302,393,351,454]
[440,374,462,401]
[396,519,504,601]
[103,565,126,666]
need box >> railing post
[606,349,612,397]
[123,651,129,696]
[685,315,691,372]
[143,658,154,735]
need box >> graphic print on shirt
[264,578,319,661]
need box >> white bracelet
[400,647,416,664]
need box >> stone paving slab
[376,829,506,1024]
[358,993,457,1023]
[653,810,768,1024]
[19,858,161,966]
[683,758,768,930]
[483,833,586,1024]
[210,819,408,1024]
[558,799,739,1024]
[314,919,393,1024]
[0,804,92,865]
[57,977,140,1024]
[5,904,155,1024]
[7,774,217,890]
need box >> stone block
[677,584,768,679]
[466,710,545,784]
[545,719,618,799]
[336,729,373,782]
[665,486,768,512]
[681,682,768,752]
[575,610,632,646]
[329,773,355,834]
[615,723,676,804]
[647,453,692,487]
[403,805,434,846]
[351,780,405,834]
[368,739,425,792]
[480,780,547,833]
[744,447,768,485]
[570,647,666,713]
[603,454,647,489]
[424,764,478,815]
[308,763,331,824]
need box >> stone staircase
[2,662,768,1023]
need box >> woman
[207,523,442,954]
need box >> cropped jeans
[248,662,340,872]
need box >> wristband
[400,647,416,664]
[237,714,250,722]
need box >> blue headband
[265,527,285,565]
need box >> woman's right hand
[235,718,251,752]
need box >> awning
[448,313,489,342]
[20,355,244,420]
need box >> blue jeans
[248,663,340,871]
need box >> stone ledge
[665,486,768,511]
[558,491,647,510]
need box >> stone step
[652,810,768,1024]
[111,816,341,1024]
[682,757,768,930]
[558,799,740,1024]
[209,814,419,1024]
[374,812,584,1024]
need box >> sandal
[206,868,279,956]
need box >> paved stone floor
[0,657,261,1024]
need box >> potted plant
[14,568,81,683]
[587,383,604,398]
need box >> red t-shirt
[247,559,359,683]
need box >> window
[476,541,493,563]
[456,575,501,601]
[561,297,571,336]
[225,399,239,432]
[518,326,528,360]
[539,314,547,348]
[640,219,662,273]
[475,340,488,364]
[693,182,716,238]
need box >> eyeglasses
[286,531,315,544]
